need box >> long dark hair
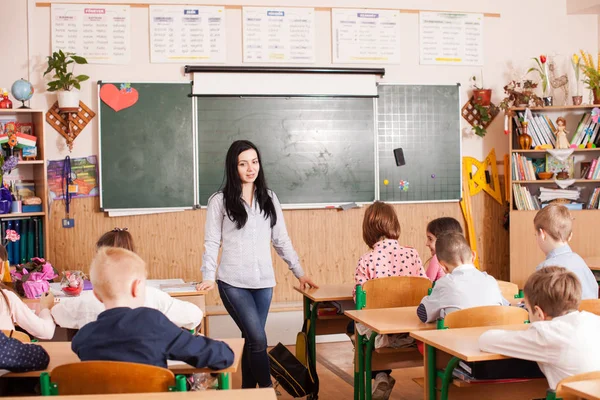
[222,140,277,229]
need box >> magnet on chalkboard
[393,148,406,167]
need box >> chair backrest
[361,276,431,309]
[49,361,176,395]
[579,299,600,316]
[496,280,519,300]
[554,371,600,400]
[2,330,31,343]
[443,305,529,329]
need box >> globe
[10,79,34,109]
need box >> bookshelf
[0,109,48,265]
[508,105,600,287]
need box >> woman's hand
[297,275,319,290]
[196,280,216,291]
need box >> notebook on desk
[159,283,198,293]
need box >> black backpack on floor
[268,319,319,398]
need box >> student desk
[561,379,600,400]
[294,284,353,378]
[1,388,277,400]
[411,325,549,400]
[586,257,600,286]
[4,338,244,390]
[344,307,435,400]
[23,284,208,335]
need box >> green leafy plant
[43,50,89,92]
[473,103,491,137]
[579,50,600,99]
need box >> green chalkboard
[377,84,462,202]
[196,97,375,205]
[99,82,195,210]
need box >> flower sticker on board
[5,229,19,242]
[399,180,409,191]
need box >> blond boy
[72,247,233,369]
[479,266,600,389]
[417,232,506,323]
[534,204,598,299]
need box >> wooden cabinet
[508,105,600,287]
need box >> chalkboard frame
[375,83,462,204]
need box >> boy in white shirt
[416,232,506,323]
[479,266,600,389]
[533,204,598,299]
[51,228,203,330]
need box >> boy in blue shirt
[533,204,598,299]
[72,247,233,370]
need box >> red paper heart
[100,84,139,112]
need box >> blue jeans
[217,280,273,388]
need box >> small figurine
[555,117,570,149]
[0,90,12,109]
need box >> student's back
[480,267,600,389]
[71,247,233,371]
[72,306,232,370]
[417,233,505,323]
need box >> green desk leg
[357,332,365,400]
[439,357,460,400]
[545,389,559,400]
[426,345,436,400]
[308,299,320,372]
[364,331,377,400]
[218,373,230,390]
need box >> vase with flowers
[572,54,583,105]
[8,242,58,299]
[528,55,552,106]
[61,270,85,296]
[579,50,600,105]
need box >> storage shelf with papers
[508,105,600,287]
[0,109,49,264]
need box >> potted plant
[499,79,543,111]
[471,72,492,106]
[473,103,491,137]
[528,55,552,105]
[579,50,600,104]
[44,50,89,109]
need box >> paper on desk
[167,360,190,367]
[146,279,185,289]
[159,283,198,293]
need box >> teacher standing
[197,140,318,389]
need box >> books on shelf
[516,111,556,147]
[569,112,600,147]
[512,183,541,210]
[587,188,600,209]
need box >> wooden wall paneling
[49,181,509,306]
[510,209,600,288]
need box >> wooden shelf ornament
[45,101,95,151]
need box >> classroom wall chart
[331,9,401,64]
[149,5,226,64]
[242,7,315,63]
[51,4,131,64]
[419,12,483,66]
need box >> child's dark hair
[96,228,135,252]
[426,217,463,238]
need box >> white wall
[2,0,598,162]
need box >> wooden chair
[2,329,31,343]
[355,276,432,400]
[40,361,186,395]
[496,280,520,300]
[548,371,600,400]
[361,276,432,309]
[443,305,529,329]
[579,299,600,316]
